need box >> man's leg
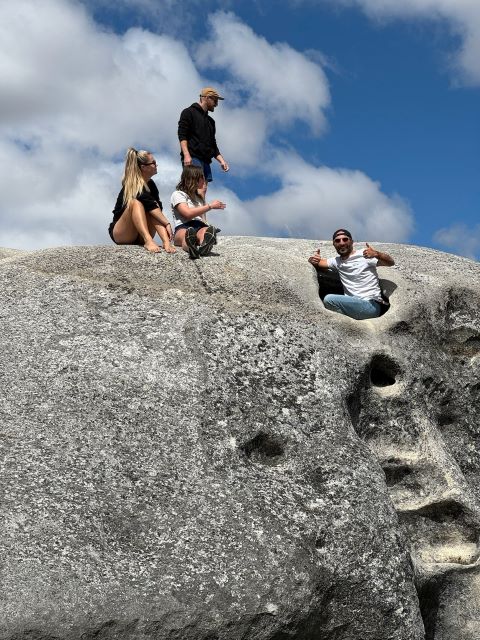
[323,294,382,320]
[190,157,212,182]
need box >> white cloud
[239,154,414,241]
[434,223,480,260]
[196,11,331,133]
[0,2,270,160]
[0,0,269,248]
[0,0,413,250]
[0,0,203,155]
[324,0,480,85]
[203,154,413,242]
[214,108,267,169]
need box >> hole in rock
[315,269,343,301]
[315,535,325,549]
[436,411,456,427]
[470,382,480,397]
[415,499,467,524]
[464,335,480,354]
[382,463,412,487]
[369,354,401,387]
[417,576,442,640]
[423,376,435,389]
[241,432,285,466]
[346,389,362,430]
[310,467,329,490]
[399,498,479,566]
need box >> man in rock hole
[308,228,395,320]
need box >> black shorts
[174,220,209,237]
[108,224,144,246]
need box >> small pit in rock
[399,499,479,566]
[464,336,480,355]
[369,354,401,387]
[315,535,326,549]
[241,432,285,466]
[382,462,412,487]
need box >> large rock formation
[0,238,479,640]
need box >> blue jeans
[323,294,382,320]
[190,157,213,182]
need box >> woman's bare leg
[196,227,208,245]
[174,228,190,254]
[113,200,161,253]
[152,221,176,253]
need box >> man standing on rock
[178,87,229,182]
[308,228,395,320]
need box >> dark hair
[176,165,205,204]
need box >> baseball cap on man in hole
[332,229,353,241]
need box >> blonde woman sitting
[109,148,175,253]
[171,165,225,259]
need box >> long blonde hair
[122,147,152,206]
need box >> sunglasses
[143,161,157,166]
[333,237,351,244]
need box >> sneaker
[185,226,200,259]
[199,225,217,256]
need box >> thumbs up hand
[363,242,377,259]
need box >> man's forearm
[180,140,190,156]
[215,154,229,172]
[177,110,191,143]
[308,254,329,269]
[375,250,395,267]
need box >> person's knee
[131,199,145,213]
[323,294,338,310]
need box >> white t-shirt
[170,190,204,228]
[327,251,382,301]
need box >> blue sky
[1,0,478,258]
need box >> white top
[170,190,204,228]
[327,250,382,301]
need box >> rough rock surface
[0,237,479,640]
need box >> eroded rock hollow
[0,238,479,640]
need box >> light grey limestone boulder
[0,237,479,640]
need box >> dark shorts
[108,224,143,246]
[174,220,209,237]
[189,158,213,182]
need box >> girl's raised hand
[209,200,226,210]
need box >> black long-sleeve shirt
[177,103,220,164]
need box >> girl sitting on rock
[171,165,225,258]
[109,148,175,253]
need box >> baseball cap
[200,87,224,100]
[332,228,353,241]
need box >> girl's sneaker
[199,225,217,256]
[185,226,200,259]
